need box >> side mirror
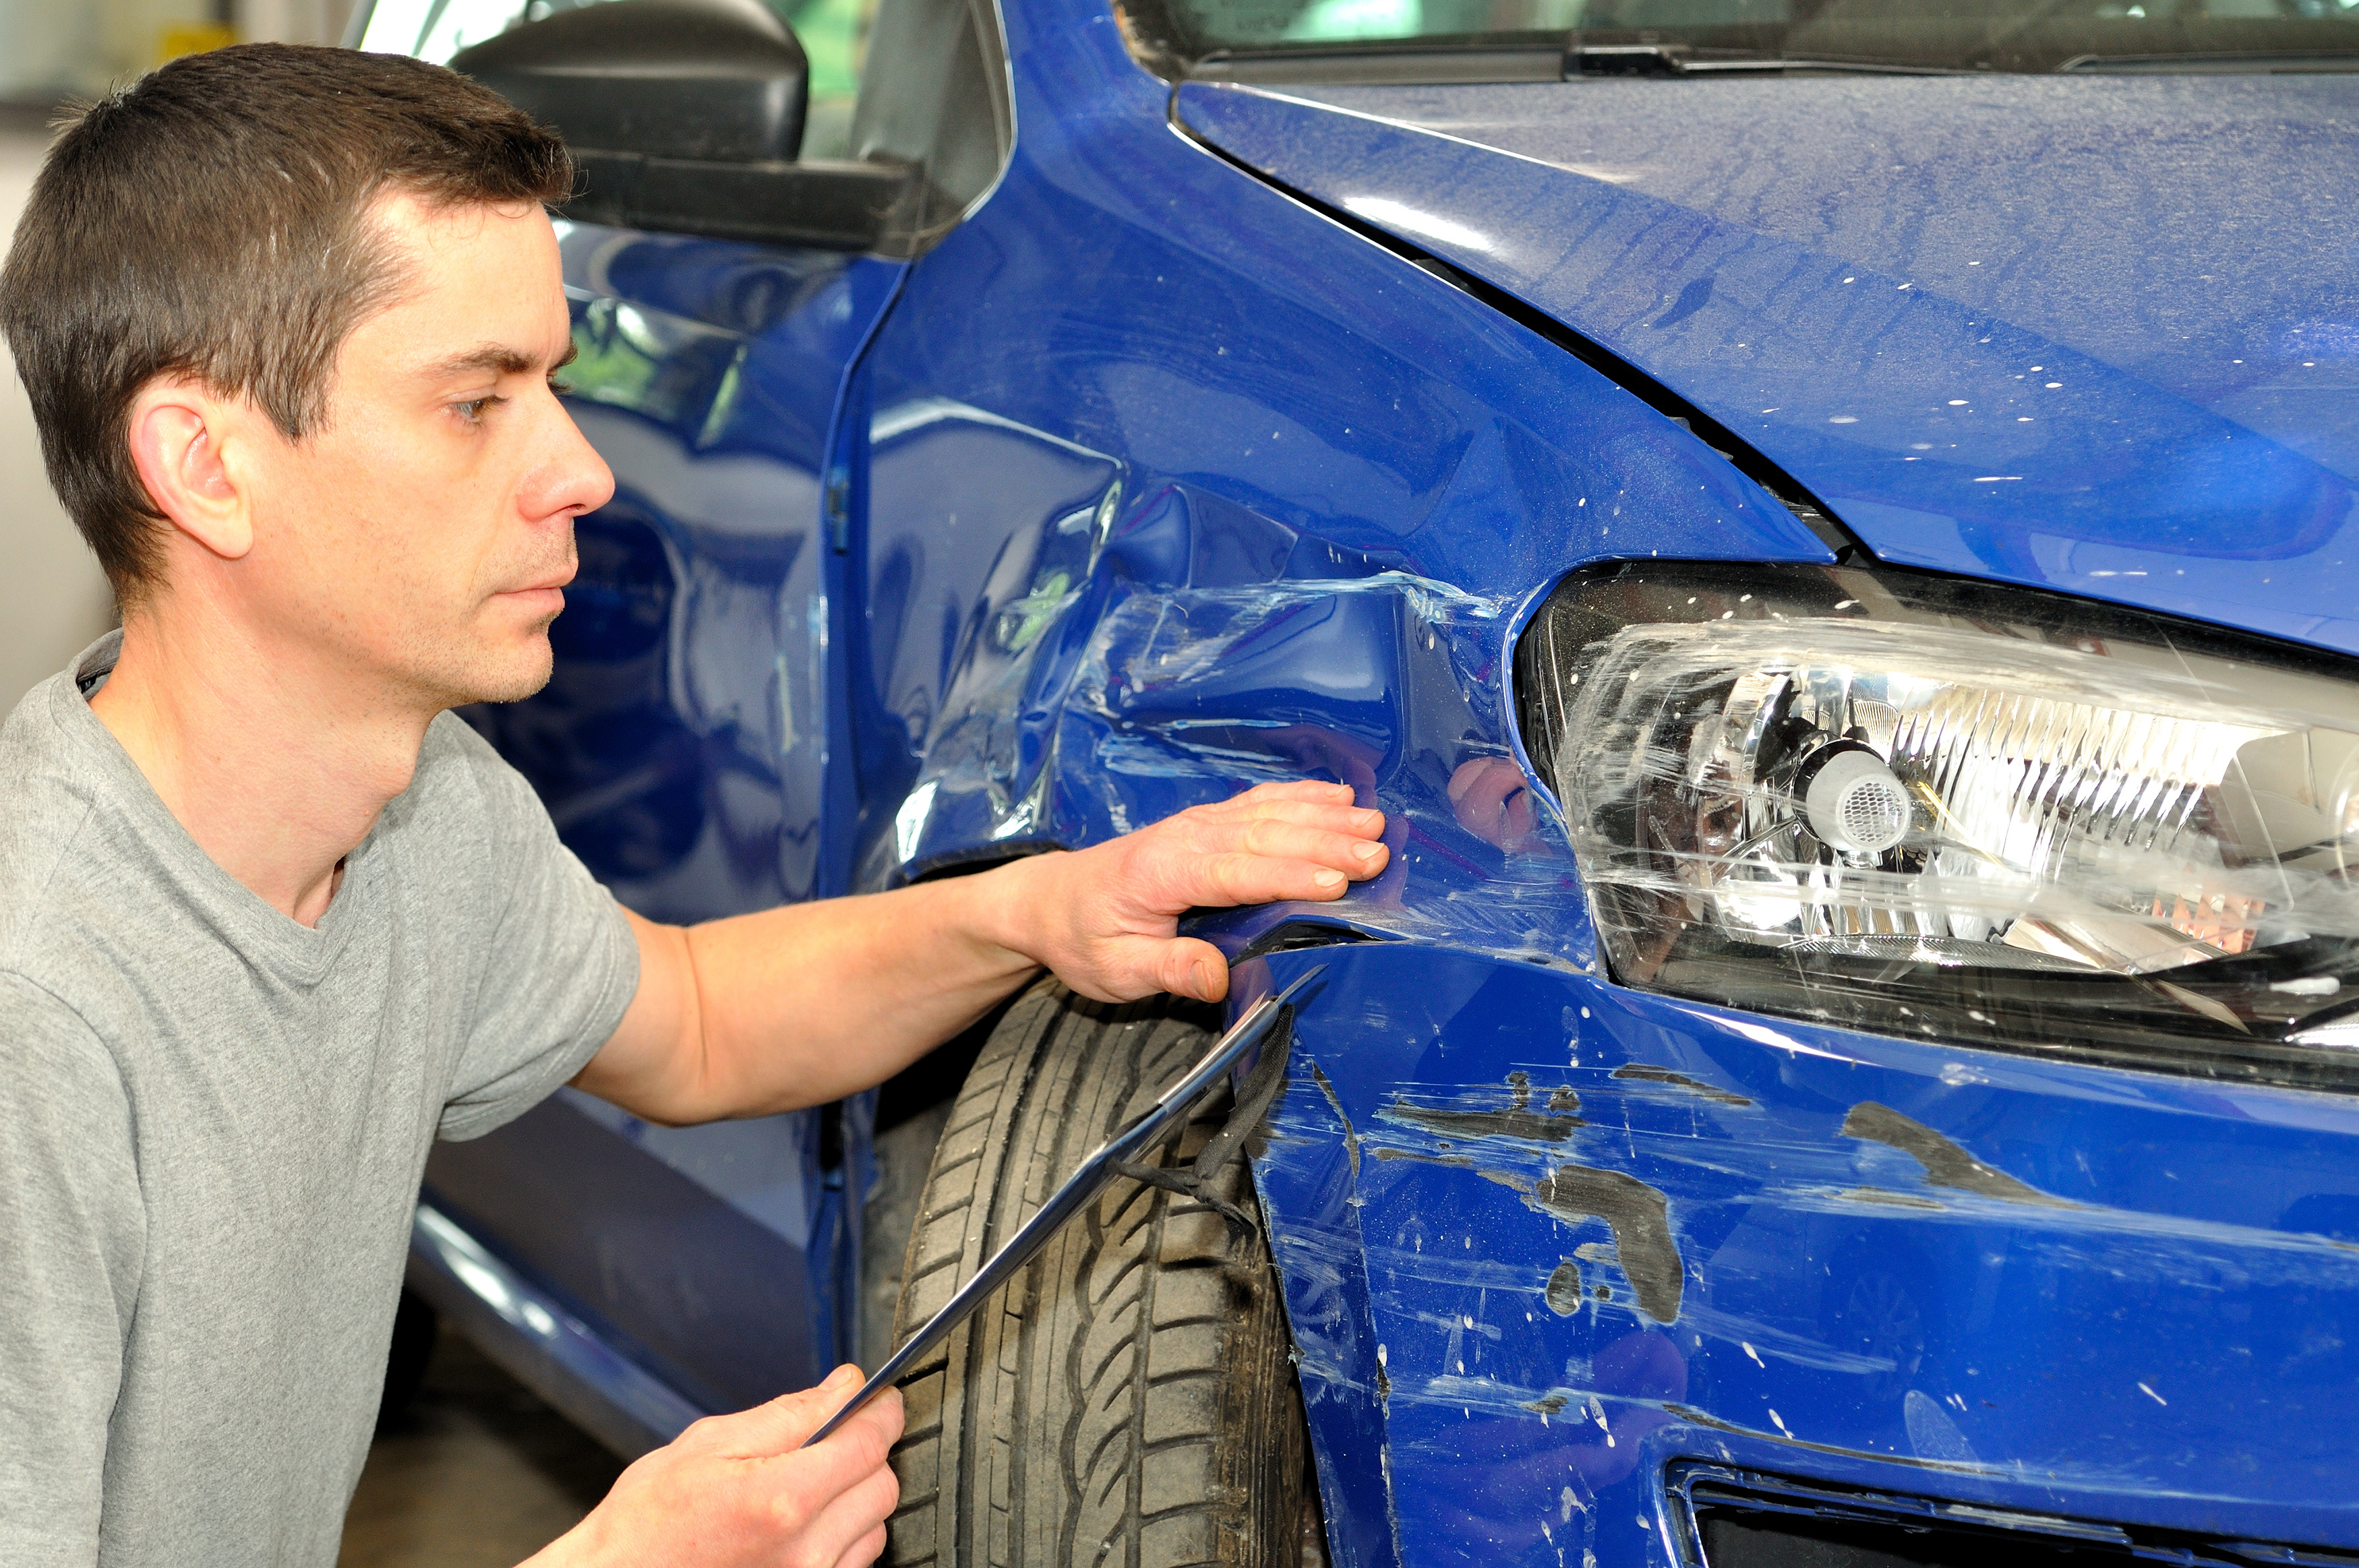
[452,0,806,164]
[452,0,918,252]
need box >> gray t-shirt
[0,634,641,1567]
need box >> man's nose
[519,402,616,524]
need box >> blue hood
[1177,76,2359,657]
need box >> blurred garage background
[0,8,361,709]
[0,7,630,1561]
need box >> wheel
[884,978,1323,1568]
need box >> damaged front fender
[880,452,1601,972]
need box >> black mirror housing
[452,0,808,164]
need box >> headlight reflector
[1516,562,2359,1087]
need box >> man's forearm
[578,858,1054,1124]
[574,782,1389,1126]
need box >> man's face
[239,193,613,708]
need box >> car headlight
[1515,561,2359,1087]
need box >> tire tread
[883,980,1309,1568]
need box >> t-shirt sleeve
[435,720,642,1142]
[0,975,142,1566]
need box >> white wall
[0,129,115,711]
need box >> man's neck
[90,605,436,927]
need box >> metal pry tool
[802,963,1323,1449]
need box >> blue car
[355,0,2359,1562]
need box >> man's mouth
[506,570,574,595]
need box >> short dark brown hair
[0,43,572,602]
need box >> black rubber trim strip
[1230,919,1385,964]
[1166,90,1875,564]
[563,149,927,255]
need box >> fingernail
[1314,868,1345,891]
[1354,842,1382,864]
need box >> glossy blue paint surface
[392,0,2359,1559]
[1176,78,2359,657]
[405,1201,703,1457]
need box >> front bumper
[1246,942,2359,1568]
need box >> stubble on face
[246,191,610,715]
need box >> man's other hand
[529,1366,901,1568]
[996,779,1387,1004]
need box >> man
[0,43,1388,1568]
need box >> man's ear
[127,380,256,562]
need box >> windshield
[1124,0,2359,75]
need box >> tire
[885,978,1323,1568]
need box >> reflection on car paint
[1173,78,2359,655]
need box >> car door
[359,0,1011,1420]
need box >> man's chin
[409,629,555,710]
[469,655,556,706]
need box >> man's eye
[548,374,574,397]
[452,396,500,423]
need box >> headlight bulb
[1796,743,1913,860]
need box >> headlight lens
[1516,562,2359,1087]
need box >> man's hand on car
[584,779,1387,1125]
[992,779,1389,1004]
[531,1366,902,1568]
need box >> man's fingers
[559,1373,901,1565]
[1157,936,1230,1002]
[1218,779,1358,810]
[739,1385,901,1543]
[834,1524,891,1568]
[1202,791,1383,835]
[1196,846,1382,909]
[1226,818,1390,878]
[1073,935,1228,1003]
[783,1453,899,1568]
[717,1364,866,1455]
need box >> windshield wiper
[1189,38,1973,83]
[1570,42,1970,74]
[2060,49,2359,71]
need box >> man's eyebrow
[423,342,570,380]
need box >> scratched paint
[1504,1166,1682,1324]
[1381,1072,1584,1145]
[1245,944,2359,1566]
[1840,1102,2074,1208]
[1610,1063,1753,1108]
